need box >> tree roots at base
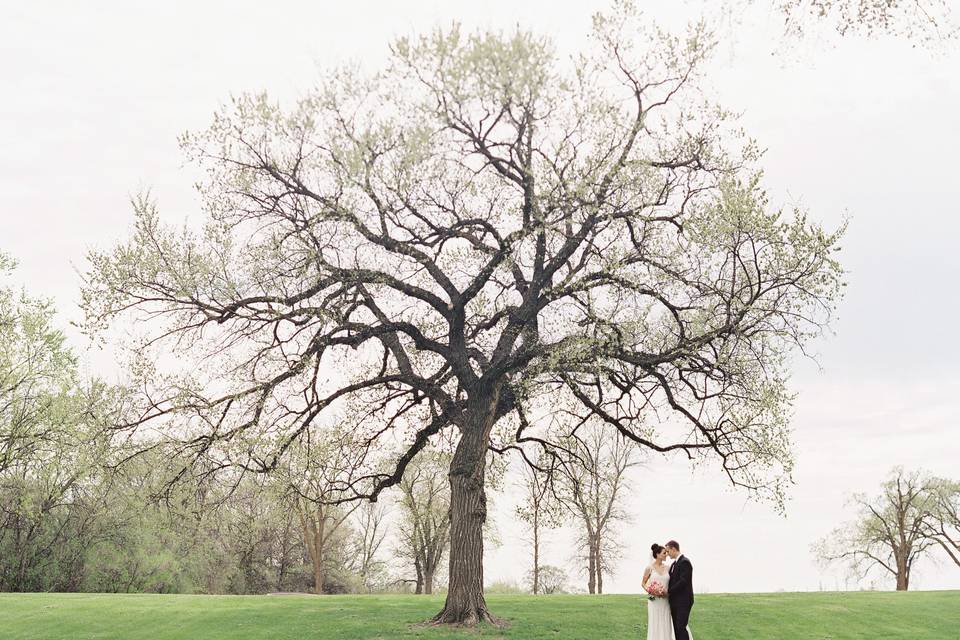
[427,605,507,628]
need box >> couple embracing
[641,540,693,640]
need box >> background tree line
[7,249,960,597]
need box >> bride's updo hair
[651,543,664,559]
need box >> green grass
[0,591,957,639]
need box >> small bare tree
[348,501,390,592]
[814,467,937,591]
[555,425,638,594]
[516,458,563,595]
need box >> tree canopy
[82,4,845,624]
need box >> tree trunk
[414,557,424,595]
[896,570,909,591]
[532,512,541,595]
[587,541,597,594]
[277,516,294,591]
[431,395,501,625]
[895,555,909,591]
[312,553,324,595]
[297,503,326,595]
[596,536,603,595]
[424,568,435,595]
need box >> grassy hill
[1,591,957,639]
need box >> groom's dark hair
[665,540,680,551]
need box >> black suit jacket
[668,555,694,608]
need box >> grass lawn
[0,590,957,639]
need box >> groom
[666,540,693,640]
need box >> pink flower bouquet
[645,580,667,599]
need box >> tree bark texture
[414,558,424,594]
[432,394,501,625]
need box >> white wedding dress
[645,564,675,640]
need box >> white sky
[2,0,959,594]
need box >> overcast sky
[2,0,958,594]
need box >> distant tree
[271,506,306,592]
[0,412,110,592]
[220,476,287,593]
[396,451,451,595]
[814,467,937,591]
[534,564,569,595]
[922,477,960,568]
[276,434,361,595]
[0,251,78,475]
[555,425,638,594]
[516,459,562,595]
[84,455,229,595]
[82,2,845,623]
[184,470,347,595]
[0,253,123,592]
[348,500,390,592]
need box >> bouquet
[645,580,667,600]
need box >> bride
[642,543,678,640]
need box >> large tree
[82,5,844,624]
